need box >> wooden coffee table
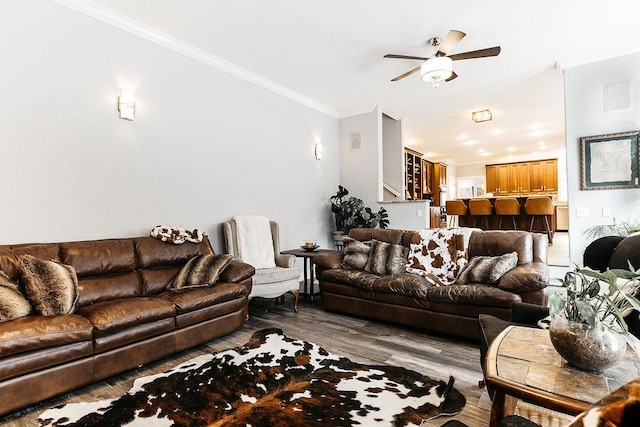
[484,325,640,426]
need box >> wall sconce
[314,143,324,160]
[118,89,135,121]
[472,109,492,123]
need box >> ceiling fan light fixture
[420,57,453,87]
[472,109,492,123]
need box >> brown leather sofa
[314,228,549,340]
[0,235,255,416]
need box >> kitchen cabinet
[508,162,530,194]
[486,164,509,195]
[486,158,557,195]
[530,159,557,192]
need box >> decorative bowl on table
[301,240,319,252]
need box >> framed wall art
[580,131,640,190]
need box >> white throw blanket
[233,215,276,269]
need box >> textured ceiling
[86,0,640,165]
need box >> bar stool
[468,199,493,229]
[445,200,468,228]
[494,198,521,230]
[524,196,554,244]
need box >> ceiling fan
[384,30,501,87]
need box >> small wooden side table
[485,325,640,426]
[281,248,333,304]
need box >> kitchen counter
[454,196,558,234]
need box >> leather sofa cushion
[159,282,247,315]
[59,240,136,277]
[0,314,93,357]
[141,266,181,295]
[320,268,378,291]
[497,264,549,293]
[219,260,256,283]
[77,297,176,337]
[313,251,344,270]
[77,272,142,307]
[135,236,213,269]
[468,230,533,264]
[426,284,521,307]
[348,228,407,245]
[373,274,433,299]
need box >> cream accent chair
[223,217,300,312]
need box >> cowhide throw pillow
[171,254,234,289]
[364,240,407,276]
[19,255,78,316]
[455,251,518,285]
[0,270,32,322]
[341,237,371,270]
[406,229,467,285]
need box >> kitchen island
[454,196,557,239]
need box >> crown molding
[556,41,640,70]
[52,0,340,118]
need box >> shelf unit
[405,148,423,200]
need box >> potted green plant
[549,265,640,371]
[583,217,640,241]
[329,186,389,244]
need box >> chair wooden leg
[292,290,299,312]
[544,215,553,244]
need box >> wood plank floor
[1,296,492,426]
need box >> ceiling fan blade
[391,65,421,81]
[436,30,466,56]
[445,71,458,82]
[384,53,429,61]
[448,46,501,61]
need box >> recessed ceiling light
[465,139,477,146]
[459,134,467,140]
[493,128,502,135]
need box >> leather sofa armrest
[275,253,296,268]
[218,260,256,283]
[497,262,549,293]
[312,251,343,270]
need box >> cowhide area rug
[39,328,466,427]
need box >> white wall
[0,2,339,253]
[339,108,430,230]
[382,114,403,201]
[564,52,640,264]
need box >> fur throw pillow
[364,240,407,276]
[0,270,32,322]
[19,255,78,316]
[455,252,518,285]
[171,254,234,289]
[406,229,467,285]
[341,237,371,270]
